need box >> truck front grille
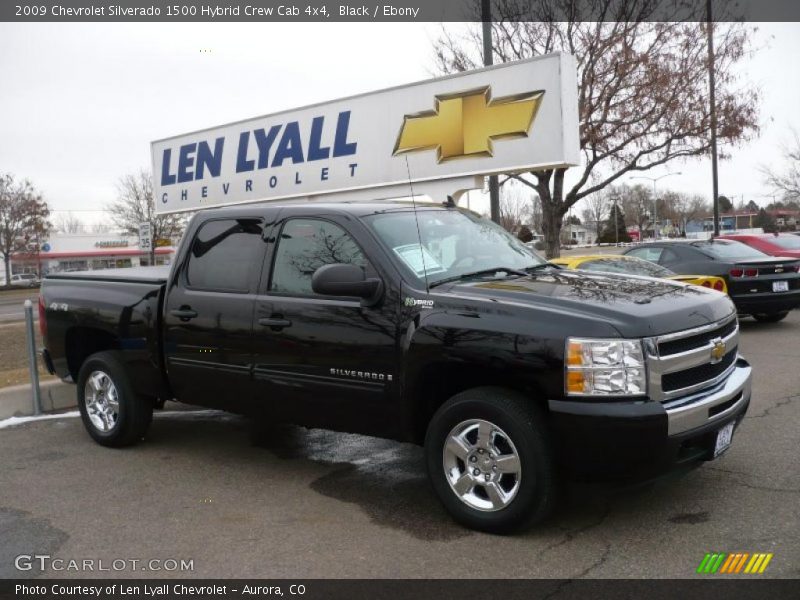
[658,319,737,356]
[647,314,739,402]
[661,350,737,392]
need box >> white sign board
[151,52,579,214]
[138,222,152,251]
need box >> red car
[719,233,800,259]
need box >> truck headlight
[566,338,646,397]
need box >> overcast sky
[1,21,798,227]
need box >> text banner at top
[4,0,800,22]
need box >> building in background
[7,233,175,278]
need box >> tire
[425,387,557,534]
[753,311,789,323]
[77,351,153,447]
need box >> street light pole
[482,0,501,224]
[631,172,682,240]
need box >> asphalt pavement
[0,311,797,579]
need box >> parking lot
[0,311,797,579]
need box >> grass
[0,322,57,388]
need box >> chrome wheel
[442,418,522,512]
[84,370,120,432]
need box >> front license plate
[773,280,789,292]
[713,422,735,458]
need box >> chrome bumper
[663,358,751,436]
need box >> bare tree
[761,129,800,202]
[618,183,653,239]
[90,220,113,234]
[53,211,85,234]
[0,174,51,285]
[434,2,760,257]
[581,191,608,245]
[499,179,535,233]
[107,170,189,265]
[661,190,709,235]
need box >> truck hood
[439,269,735,338]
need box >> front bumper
[548,358,752,480]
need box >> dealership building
[5,233,176,279]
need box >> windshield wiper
[429,267,531,288]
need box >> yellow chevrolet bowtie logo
[393,87,544,162]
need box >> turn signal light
[702,281,712,288]
[744,268,758,277]
[729,269,743,277]
[713,280,725,291]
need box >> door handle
[258,317,292,329]
[170,308,198,321]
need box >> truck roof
[198,199,454,219]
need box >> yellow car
[550,254,728,294]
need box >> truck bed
[44,265,170,284]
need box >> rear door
[163,215,270,412]
[251,213,402,437]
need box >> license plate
[713,422,735,458]
[773,280,789,292]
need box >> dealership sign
[151,52,579,214]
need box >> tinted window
[626,246,663,262]
[186,218,264,292]
[693,240,767,259]
[270,219,368,295]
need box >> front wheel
[77,351,153,447]
[753,311,789,323]
[425,387,557,534]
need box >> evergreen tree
[598,204,631,243]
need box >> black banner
[2,580,799,600]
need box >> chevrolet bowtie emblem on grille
[710,337,726,364]
[393,87,544,162]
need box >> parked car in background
[9,273,39,287]
[624,240,800,322]
[718,233,800,259]
[550,254,728,294]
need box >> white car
[10,273,39,287]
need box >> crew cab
[39,201,752,533]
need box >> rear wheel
[753,311,789,323]
[77,352,153,447]
[425,387,557,534]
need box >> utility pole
[482,0,500,224]
[707,0,720,237]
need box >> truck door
[251,214,402,437]
[163,215,269,413]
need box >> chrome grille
[646,314,739,402]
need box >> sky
[1,21,799,228]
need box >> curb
[0,380,76,420]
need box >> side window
[627,247,663,263]
[659,248,680,265]
[270,219,368,296]
[186,218,265,292]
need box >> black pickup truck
[39,201,752,533]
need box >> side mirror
[311,263,383,302]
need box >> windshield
[362,208,545,285]
[578,257,672,278]
[693,240,768,259]
[769,235,800,250]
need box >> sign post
[152,52,579,215]
[138,222,153,265]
